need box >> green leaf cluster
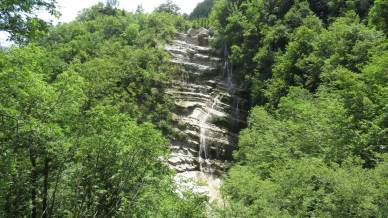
[0,3,205,217]
[210,0,388,216]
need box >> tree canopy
[190,0,214,19]
[154,0,181,15]
[209,0,388,216]
[0,0,58,43]
[0,3,204,217]
[1,0,388,217]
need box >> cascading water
[199,94,222,173]
[235,98,241,122]
[224,45,234,89]
[165,28,247,205]
[199,45,233,174]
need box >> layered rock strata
[165,28,247,202]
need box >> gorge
[2,0,388,216]
[165,28,247,202]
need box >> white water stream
[199,94,222,173]
[166,30,243,207]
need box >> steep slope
[165,28,247,202]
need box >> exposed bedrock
[165,28,248,202]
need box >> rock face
[165,29,247,202]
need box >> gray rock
[164,29,247,202]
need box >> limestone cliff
[165,28,247,201]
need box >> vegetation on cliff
[208,0,388,216]
[1,0,387,217]
[0,2,205,217]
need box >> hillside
[1,0,387,217]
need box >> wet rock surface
[165,29,247,203]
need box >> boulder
[187,27,210,46]
[188,27,209,37]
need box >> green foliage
[210,0,388,216]
[307,0,373,23]
[154,0,181,15]
[0,3,204,217]
[0,45,85,217]
[2,0,388,217]
[191,18,211,29]
[219,87,388,217]
[190,0,214,19]
[41,6,190,133]
[222,158,388,217]
[0,0,58,43]
[58,105,200,217]
[236,88,354,175]
[210,0,381,105]
[369,0,388,34]
[267,13,385,106]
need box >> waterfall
[223,45,234,90]
[165,29,246,204]
[199,94,221,173]
[198,45,233,173]
[235,98,240,121]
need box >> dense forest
[0,1,205,217]
[1,0,387,217]
[210,0,388,217]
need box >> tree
[106,0,119,8]
[136,4,145,14]
[369,0,388,34]
[190,0,214,19]
[155,0,181,15]
[211,1,388,216]
[219,86,387,216]
[0,45,85,217]
[0,0,58,43]
[222,158,386,217]
[1,5,204,217]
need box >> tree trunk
[49,167,62,217]
[30,148,37,218]
[42,157,50,218]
